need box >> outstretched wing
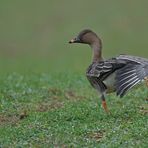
[116,55,148,97]
[117,54,148,65]
[86,58,126,92]
[87,58,126,81]
[87,55,148,97]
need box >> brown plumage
[69,29,148,112]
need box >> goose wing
[86,58,126,80]
[86,58,126,92]
[116,55,148,97]
[117,54,148,65]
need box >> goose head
[69,29,101,45]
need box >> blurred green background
[0,0,148,74]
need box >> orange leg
[100,94,110,113]
[102,100,110,113]
[144,77,148,87]
[144,77,148,101]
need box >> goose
[69,29,148,112]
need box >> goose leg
[144,77,148,87]
[101,94,110,113]
[144,77,148,101]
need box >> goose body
[69,29,148,112]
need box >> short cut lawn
[0,72,148,147]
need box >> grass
[0,0,148,147]
[0,72,148,147]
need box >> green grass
[0,72,148,147]
[0,0,148,147]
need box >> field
[0,0,148,147]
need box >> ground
[0,72,148,147]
